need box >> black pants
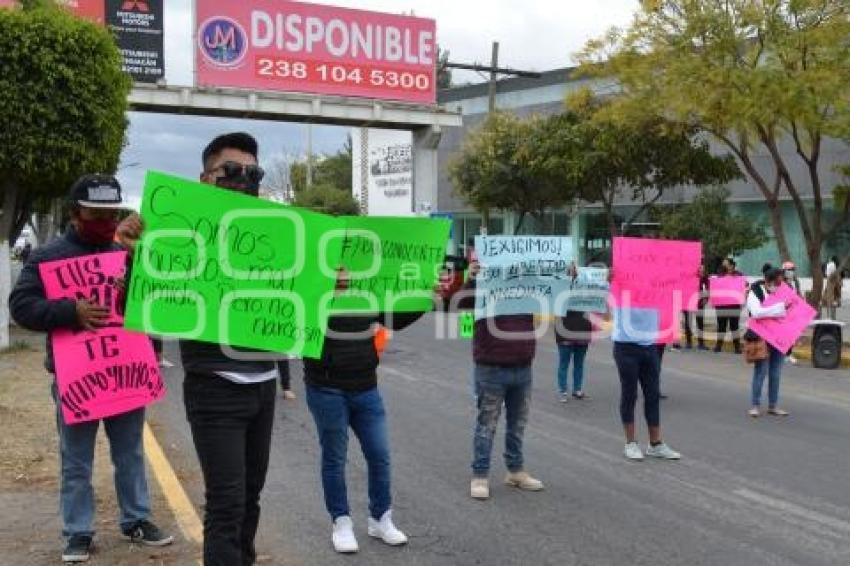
[183,372,277,566]
[277,360,291,391]
[714,309,742,352]
[683,311,705,347]
[614,342,661,427]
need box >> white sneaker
[559,392,569,403]
[332,516,358,553]
[470,477,490,500]
[645,442,681,460]
[367,510,408,546]
[624,442,644,461]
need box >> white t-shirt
[216,368,279,385]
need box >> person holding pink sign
[9,175,173,563]
[745,268,793,418]
[713,258,745,354]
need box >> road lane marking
[734,487,850,535]
[144,422,204,547]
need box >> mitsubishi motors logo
[121,0,149,11]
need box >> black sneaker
[122,520,174,547]
[62,535,93,562]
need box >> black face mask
[215,174,260,196]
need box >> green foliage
[656,187,768,269]
[290,140,353,195]
[543,91,741,236]
[577,0,850,299]
[448,112,574,232]
[0,4,131,241]
[293,183,360,216]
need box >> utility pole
[305,123,313,189]
[445,42,542,234]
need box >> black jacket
[303,311,424,391]
[9,228,124,373]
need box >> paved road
[149,313,850,566]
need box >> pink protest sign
[709,275,747,307]
[611,237,702,343]
[747,283,816,352]
[39,252,165,425]
[195,0,437,103]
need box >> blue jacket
[9,228,124,373]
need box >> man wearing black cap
[9,174,173,563]
[119,132,282,566]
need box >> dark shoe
[659,393,669,400]
[698,344,709,351]
[684,343,693,350]
[62,535,93,562]
[122,520,174,547]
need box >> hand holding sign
[76,300,111,331]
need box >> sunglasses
[212,161,265,184]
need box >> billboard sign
[352,128,414,216]
[195,0,437,103]
[105,0,164,83]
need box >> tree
[577,0,850,304]
[293,183,360,216]
[542,91,741,237]
[655,187,768,271]
[449,112,574,233]
[288,138,353,195]
[0,2,131,348]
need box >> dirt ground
[0,328,199,565]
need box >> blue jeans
[751,344,785,407]
[306,385,391,521]
[556,344,588,394]
[472,364,532,477]
[52,383,150,538]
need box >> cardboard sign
[611,237,702,343]
[747,283,816,352]
[459,311,474,339]
[473,236,575,319]
[565,268,610,313]
[332,216,450,313]
[709,275,746,307]
[124,171,344,359]
[39,251,164,425]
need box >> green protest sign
[332,216,451,313]
[124,171,343,359]
[459,312,475,339]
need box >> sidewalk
[0,328,197,565]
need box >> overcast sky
[118,0,639,207]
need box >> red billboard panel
[60,0,105,24]
[195,0,437,104]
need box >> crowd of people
[7,131,829,565]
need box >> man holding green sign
[118,131,451,563]
[120,133,320,566]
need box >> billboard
[352,128,414,216]
[61,0,105,23]
[195,0,437,103]
[105,0,164,83]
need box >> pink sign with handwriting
[709,275,746,307]
[39,251,165,425]
[747,283,816,352]
[611,237,702,343]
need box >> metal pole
[488,41,499,113]
[306,123,313,188]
